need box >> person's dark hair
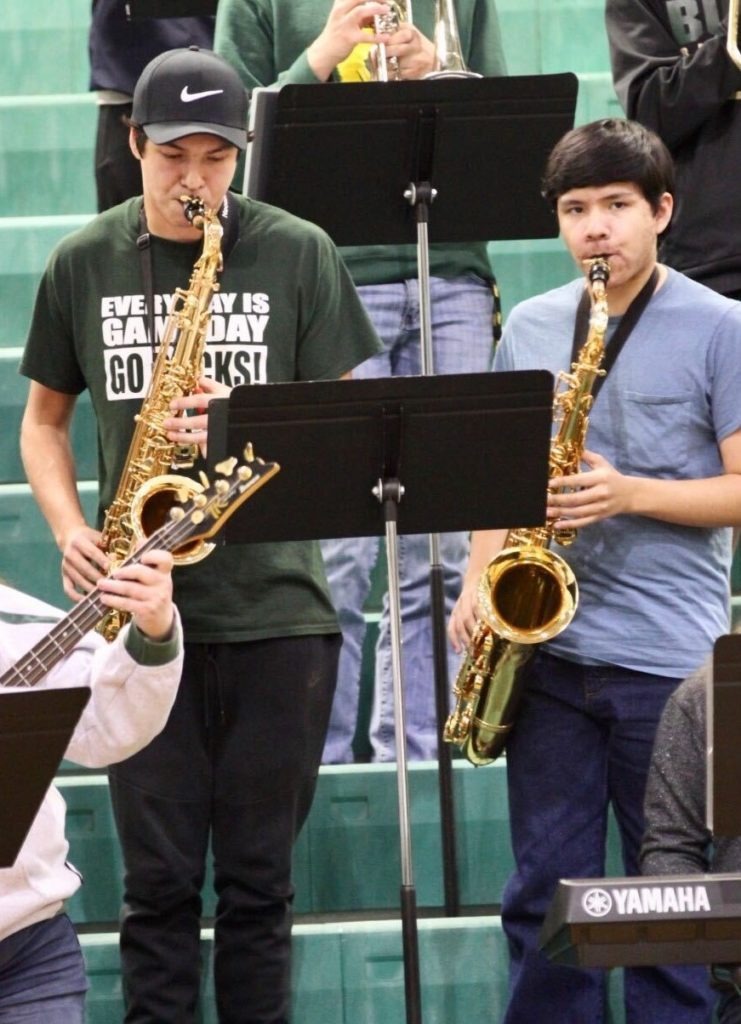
[541,118,675,213]
[126,118,147,156]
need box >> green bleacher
[0,2,732,1021]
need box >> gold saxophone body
[96,196,223,641]
[444,258,611,765]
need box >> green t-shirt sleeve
[215,0,323,90]
[20,247,87,395]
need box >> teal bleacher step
[0,96,97,218]
[80,917,510,1024]
[0,350,96,486]
[1,0,90,97]
[0,482,98,609]
[61,761,513,926]
[0,215,93,349]
[488,237,575,319]
[80,916,626,1024]
[497,0,613,76]
[60,761,625,927]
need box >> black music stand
[709,633,741,837]
[125,1,216,16]
[207,370,554,1024]
[244,75,578,246]
[0,687,90,866]
[244,73,578,918]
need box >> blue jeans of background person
[320,274,495,763]
[108,635,339,1024]
[0,915,87,1023]
[501,650,716,1024]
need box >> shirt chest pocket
[620,391,691,478]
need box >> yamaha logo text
[581,884,712,918]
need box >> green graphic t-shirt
[21,194,382,642]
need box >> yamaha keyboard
[539,873,741,967]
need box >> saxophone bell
[130,473,215,565]
[477,542,578,645]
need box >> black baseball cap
[132,47,248,150]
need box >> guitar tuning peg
[237,466,253,481]
[215,479,229,495]
[169,506,186,521]
[198,470,210,489]
[243,443,255,462]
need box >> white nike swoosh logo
[180,86,224,103]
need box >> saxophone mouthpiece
[180,195,207,230]
[585,257,610,285]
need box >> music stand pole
[240,64,578,949]
[210,368,555,1024]
[404,179,460,916]
[373,477,423,1024]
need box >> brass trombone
[428,0,481,78]
[728,0,741,71]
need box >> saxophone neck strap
[570,265,659,403]
[136,194,240,350]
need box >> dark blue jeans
[0,915,87,1022]
[501,650,716,1024]
[108,635,340,1024]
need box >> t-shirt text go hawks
[100,291,270,400]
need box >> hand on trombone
[383,23,436,78]
[307,0,394,80]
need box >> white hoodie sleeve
[62,614,184,768]
[0,584,184,769]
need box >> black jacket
[89,0,214,96]
[606,0,741,295]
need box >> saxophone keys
[214,456,238,476]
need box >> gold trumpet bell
[129,473,215,565]
[478,545,578,644]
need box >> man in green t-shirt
[20,47,381,1024]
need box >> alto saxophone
[444,258,611,765]
[96,195,223,641]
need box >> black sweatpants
[108,634,340,1024]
